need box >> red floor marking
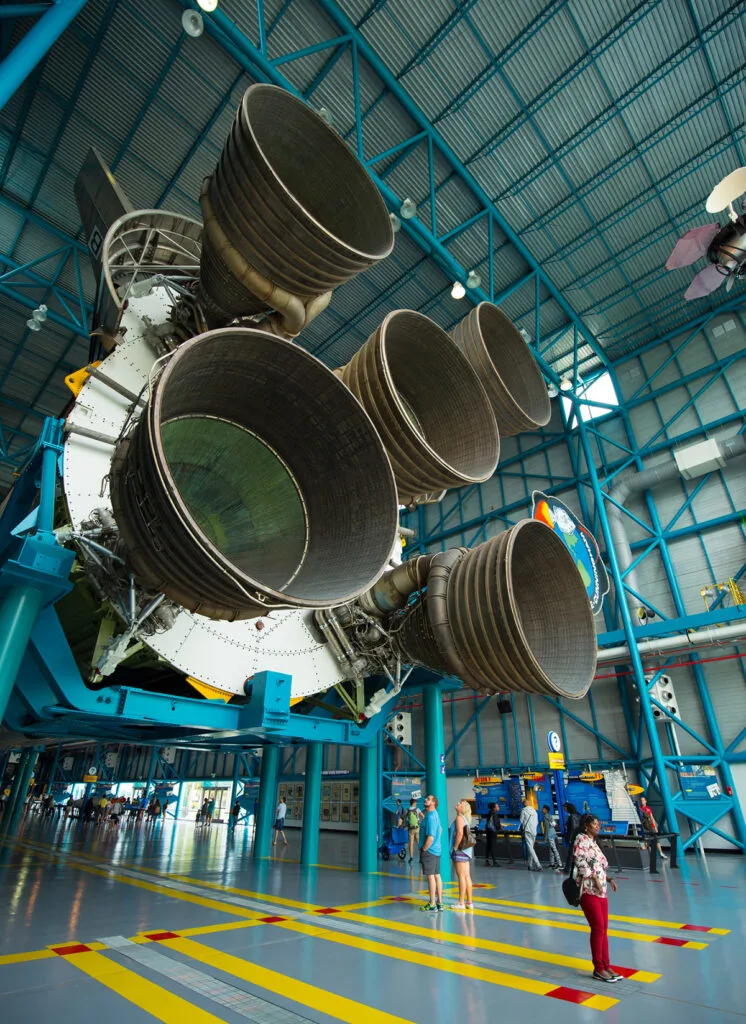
[615,876,630,880]
[315,908,340,915]
[387,896,412,902]
[258,916,287,924]
[546,986,595,1004]
[144,931,180,941]
[472,884,490,888]
[654,937,688,947]
[51,944,92,955]
[648,879,664,883]
[609,965,636,978]
[681,924,710,932]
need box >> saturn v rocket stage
[56,83,596,720]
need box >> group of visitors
[414,793,668,986]
[195,796,216,825]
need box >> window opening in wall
[562,371,619,427]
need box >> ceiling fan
[665,167,746,301]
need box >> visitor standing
[519,798,542,871]
[419,794,443,913]
[272,794,287,846]
[484,801,501,866]
[572,813,621,984]
[639,797,667,859]
[542,805,562,872]
[563,801,582,871]
[451,799,475,910]
[406,798,424,863]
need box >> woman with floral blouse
[572,814,622,983]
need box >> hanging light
[389,212,401,233]
[399,197,417,220]
[547,383,559,399]
[197,0,218,11]
[318,106,333,126]
[466,270,481,290]
[451,281,466,300]
[559,375,573,392]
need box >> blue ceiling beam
[0,0,86,110]
[187,0,607,373]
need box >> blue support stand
[4,749,38,830]
[422,681,451,882]
[301,742,323,866]
[254,744,279,860]
[358,741,378,874]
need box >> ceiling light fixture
[451,281,466,300]
[546,383,559,399]
[389,212,401,233]
[559,376,573,392]
[399,197,417,220]
[466,270,481,289]
[197,0,218,11]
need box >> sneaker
[436,904,445,912]
[593,971,619,984]
[452,903,466,911]
[660,853,668,860]
[465,902,473,910]
[609,970,624,981]
[554,867,563,874]
[420,903,438,912]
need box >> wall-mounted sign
[579,772,604,782]
[532,491,609,613]
[548,752,566,770]
[546,730,561,753]
[627,784,644,796]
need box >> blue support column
[301,742,323,866]
[0,0,87,111]
[254,744,279,860]
[5,750,38,829]
[358,741,378,874]
[0,586,46,725]
[574,414,681,843]
[422,681,451,882]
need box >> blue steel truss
[405,309,746,852]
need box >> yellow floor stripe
[470,894,730,934]
[57,948,227,1023]
[0,949,57,966]
[467,905,699,945]
[160,935,415,1023]
[333,909,604,973]
[265,919,618,1011]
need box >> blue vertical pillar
[5,750,38,829]
[301,742,323,866]
[0,587,46,726]
[254,744,279,860]
[422,681,451,882]
[3,751,30,823]
[358,741,378,874]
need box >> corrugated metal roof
[0,0,745,492]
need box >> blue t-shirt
[423,809,442,856]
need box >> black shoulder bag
[561,855,582,907]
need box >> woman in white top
[451,799,474,910]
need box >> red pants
[580,893,610,972]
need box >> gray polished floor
[0,813,744,1022]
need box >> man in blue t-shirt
[420,793,444,912]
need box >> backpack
[406,810,419,828]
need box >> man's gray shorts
[421,850,440,876]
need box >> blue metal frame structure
[403,306,746,851]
